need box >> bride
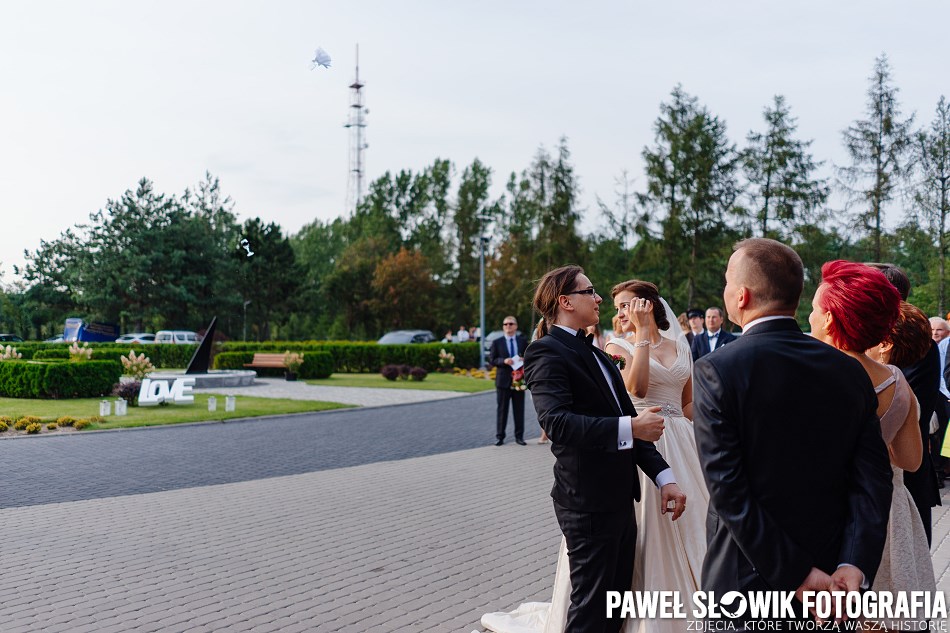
[480,281,709,633]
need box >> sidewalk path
[196,377,472,407]
[2,440,947,633]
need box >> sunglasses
[564,288,597,296]
[503,322,517,326]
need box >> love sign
[138,378,196,406]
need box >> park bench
[244,353,287,369]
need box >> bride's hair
[610,280,670,331]
[533,265,584,339]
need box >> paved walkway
[196,377,472,407]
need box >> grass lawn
[306,372,495,393]
[0,394,353,431]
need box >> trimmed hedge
[214,351,334,379]
[217,342,480,373]
[11,343,196,368]
[0,360,122,398]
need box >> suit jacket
[901,341,941,509]
[690,328,736,362]
[523,326,670,513]
[490,334,528,389]
[692,318,892,593]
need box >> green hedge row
[11,343,197,368]
[217,342,480,372]
[214,351,334,379]
[0,360,122,399]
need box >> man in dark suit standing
[692,239,892,621]
[490,316,529,446]
[690,306,736,362]
[524,265,685,633]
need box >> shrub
[68,342,93,361]
[112,381,142,406]
[25,422,41,434]
[15,416,40,430]
[121,350,154,380]
[0,415,12,424]
[380,364,400,381]
[46,423,58,431]
[73,419,92,430]
[0,421,7,432]
[397,364,411,380]
[409,366,427,381]
[283,351,304,373]
[1,345,23,360]
[0,360,121,398]
[33,349,69,360]
[57,416,77,427]
[301,351,333,379]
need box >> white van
[155,330,200,344]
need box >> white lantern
[208,396,217,412]
[225,395,236,412]
[114,399,127,416]
[99,400,111,416]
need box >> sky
[2,1,948,285]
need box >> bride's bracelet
[632,340,651,348]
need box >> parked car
[155,330,200,344]
[0,333,24,342]
[115,332,156,344]
[44,335,65,343]
[377,330,436,344]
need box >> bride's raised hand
[630,297,654,330]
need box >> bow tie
[708,332,719,338]
[576,330,594,347]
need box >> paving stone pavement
[0,442,561,633]
[195,377,472,407]
[0,392,540,509]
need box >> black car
[0,333,24,342]
[377,330,436,344]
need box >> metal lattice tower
[344,44,368,213]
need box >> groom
[524,265,686,633]
[692,239,892,619]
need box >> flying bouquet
[310,47,331,69]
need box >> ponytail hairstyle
[533,265,584,339]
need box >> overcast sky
[2,1,947,285]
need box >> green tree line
[2,54,948,341]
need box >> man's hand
[505,358,514,365]
[632,407,664,441]
[660,483,686,520]
[795,567,835,620]
[829,565,864,593]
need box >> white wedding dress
[479,336,709,633]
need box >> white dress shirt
[554,325,675,488]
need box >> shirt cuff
[655,468,676,488]
[617,416,633,450]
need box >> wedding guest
[685,308,704,345]
[489,316,528,446]
[866,263,941,543]
[586,323,605,350]
[441,330,454,343]
[693,242,891,626]
[456,326,470,342]
[690,306,736,361]
[811,262,935,628]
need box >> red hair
[818,260,901,352]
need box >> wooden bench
[243,353,286,369]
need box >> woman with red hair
[810,260,935,625]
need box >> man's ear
[736,286,749,310]
[557,295,574,313]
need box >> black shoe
[495,440,504,446]
[516,439,526,445]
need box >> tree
[743,95,829,239]
[640,85,742,310]
[913,96,950,314]
[838,54,915,261]
[370,248,437,330]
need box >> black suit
[490,334,528,442]
[901,341,942,544]
[524,326,670,633]
[692,318,892,598]
[690,328,736,362]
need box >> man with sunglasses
[490,316,529,445]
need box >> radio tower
[344,44,368,213]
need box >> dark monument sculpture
[186,316,217,374]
